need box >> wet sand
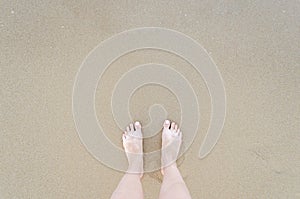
[1,0,299,198]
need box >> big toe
[134,121,141,130]
[133,121,143,138]
[163,120,171,129]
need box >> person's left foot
[122,121,143,175]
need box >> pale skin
[111,120,192,199]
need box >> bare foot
[122,121,143,176]
[161,120,182,174]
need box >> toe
[175,124,178,131]
[163,120,171,129]
[130,123,134,131]
[134,121,141,130]
[126,126,130,132]
[171,122,175,130]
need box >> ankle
[127,162,143,176]
[161,162,177,175]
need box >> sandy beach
[1,0,299,198]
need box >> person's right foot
[161,120,182,173]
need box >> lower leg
[111,173,143,199]
[159,164,191,199]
